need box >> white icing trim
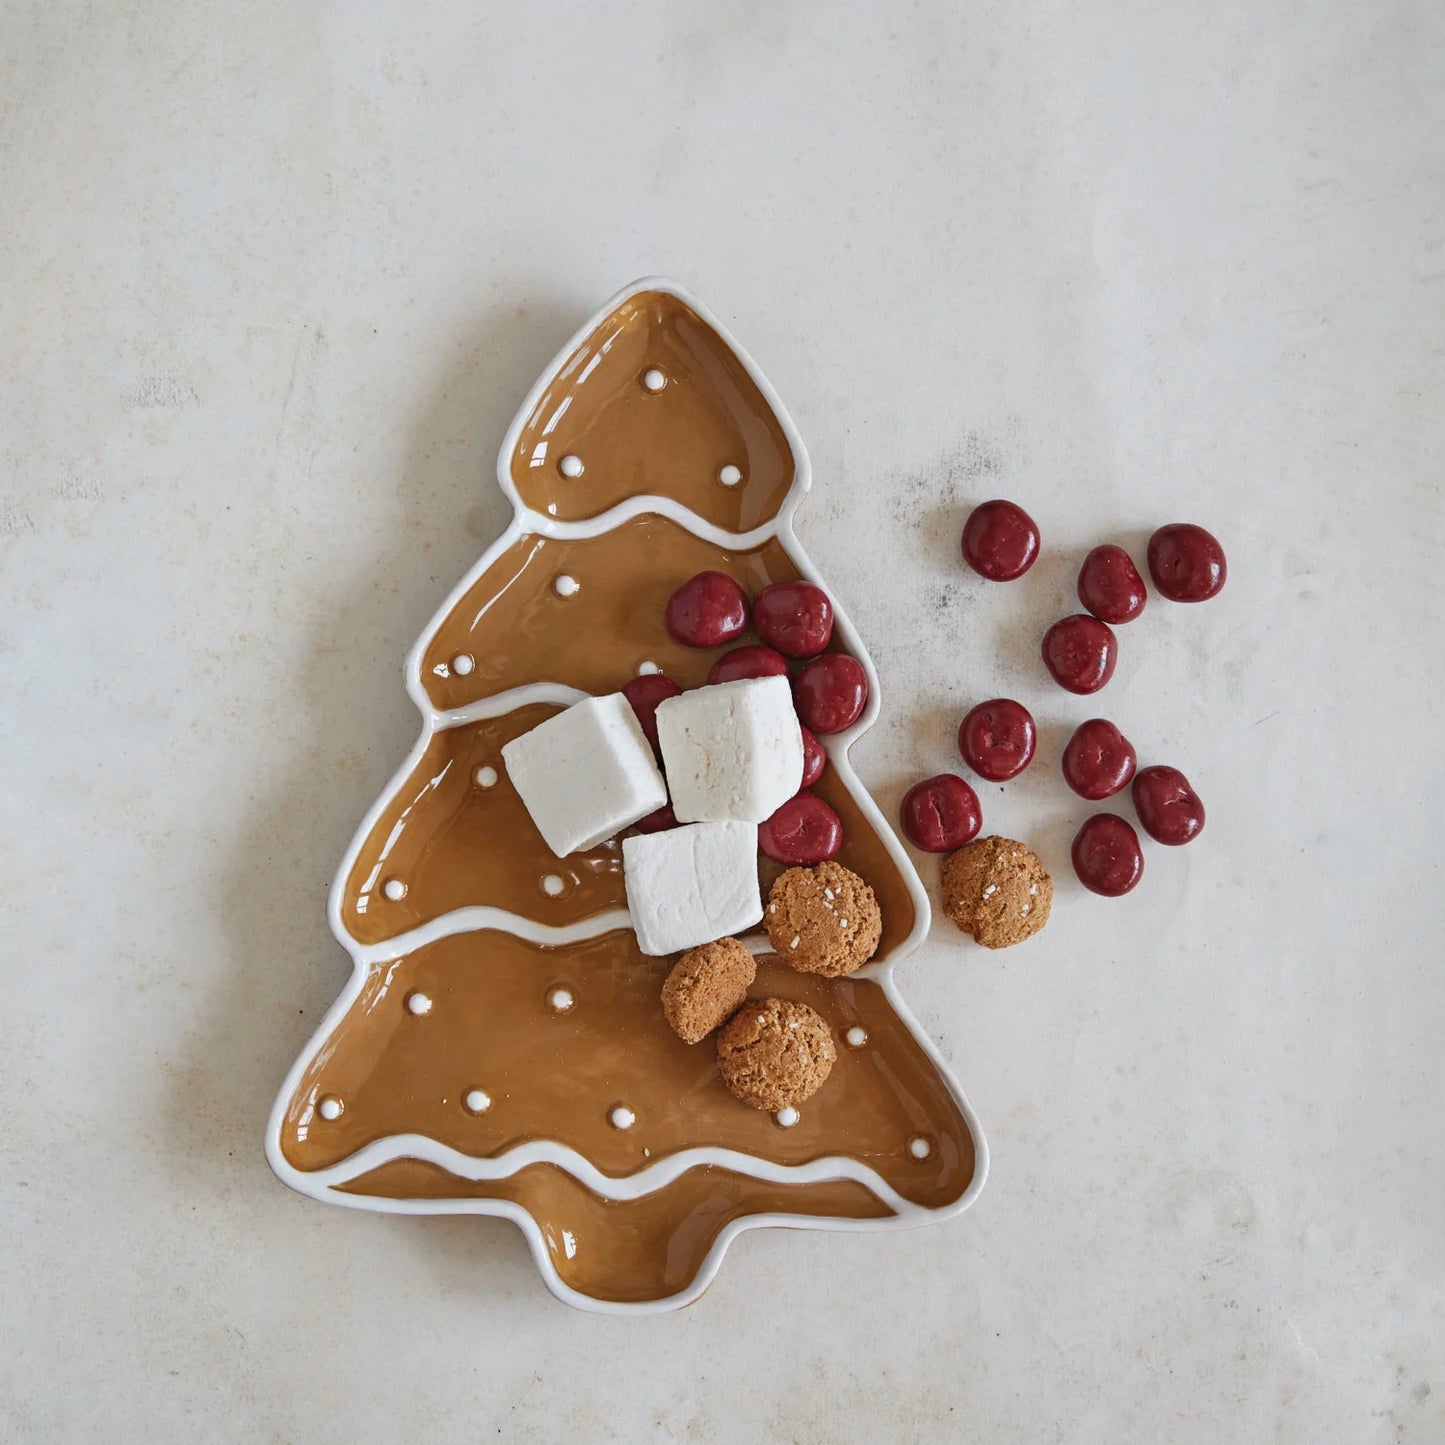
[266,276,989,1317]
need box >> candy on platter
[621,672,682,752]
[622,819,763,957]
[752,580,835,658]
[794,653,869,734]
[665,570,750,646]
[759,790,843,864]
[707,644,789,685]
[500,692,667,857]
[655,675,803,825]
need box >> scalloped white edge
[265,276,989,1315]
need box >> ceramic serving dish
[266,277,988,1313]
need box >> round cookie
[765,861,882,977]
[661,937,757,1044]
[941,835,1051,948]
[716,998,837,1111]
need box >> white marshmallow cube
[655,676,804,825]
[622,820,762,956]
[501,692,667,857]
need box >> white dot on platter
[610,1106,636,1130]
[553,574,579,598]
[637,660,661,675]
[406,991,433,1016]
[558,454,584,478]
[845,1026,868,1048]
[908,1136,933,1160]
[464,1089,491,1114]
[451,653,474,676]
[641,368,666,392]
[474,765,498,788]
[541,874,565,897]
[774,1107,801,1128]
[318,1096,343,1121]
[718,464,742,487]
[548,987,574,1013]
[383,878,407,901]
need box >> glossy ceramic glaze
[265,278,987,1313]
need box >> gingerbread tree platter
[266,278,987,1312]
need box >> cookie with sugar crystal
[662,937,756,1044]
[765,860,882,977]
[716,998,837,1110]
[941,834,1051,947]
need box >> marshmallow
[622,821,762,956]
[655,676,804,825]
[501,693,667,857]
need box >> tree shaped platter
[266,278,987,1313]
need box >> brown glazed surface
[506,290,795,532]
[285,288,977,1303]
[339,1161,890,1305]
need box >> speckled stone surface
[3,2,1442,1439]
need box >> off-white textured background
[3,2,1442,1440]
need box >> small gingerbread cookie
[661,937,756,1044]
[765,861,882,977]
[941,835,1051,947]
[716,997,837,1110]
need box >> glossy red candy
[1077,545,1147,625]
[753,580,834,658]
[957,698,1036,781]
[707,645,789,685]
[633,802,678,834]
[799,726,825,788]
[961,500,1040,581]
[1042,615,1118,694]
[794,654,869,734]
[665,571,749,647]
[1071,814,1144,896]
[759,791,842,865]
[621,673,682,751]
[1132,765,1206,845]
[899,774,982,853]
[1147,524,1227,603]
[1061,718,1136,800]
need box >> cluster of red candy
[899,501,1224,897]
[622,573,866,866]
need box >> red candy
[794,654,869,734]
[961,500,1040,581]
[633,802,678,834]
[621,673,682,751]
[799,726,825,788]
[1061,718,1136,800]
[706,645,789,686]
[1071,814,1144,896]
[1132,765,1206,845]
[1147,524,1227,603]
[759,791,842,865]
[1042,615,1118,694]
[899,774,982,853]
[957,698,1036,782]
[753,581,834,658]
[665,571,749,647]
[1077,545,1147,625]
